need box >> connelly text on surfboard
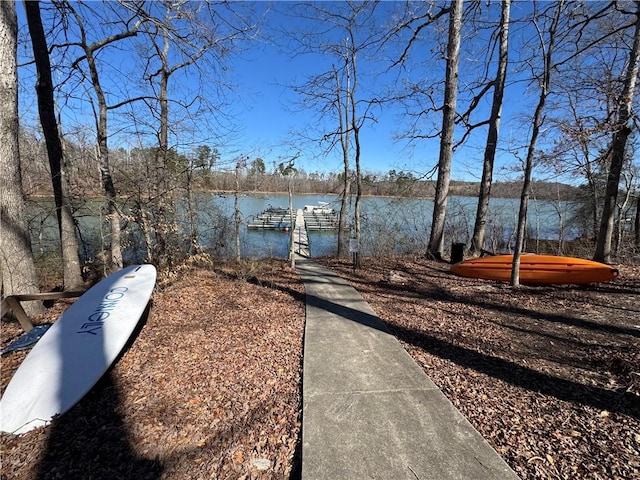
[77,287,130,336]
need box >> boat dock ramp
[292,209,310,258]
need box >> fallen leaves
[2,257,638,479]
[1,260,305,480]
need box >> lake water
[28,193,581,261]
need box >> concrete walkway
[296,259,519,480]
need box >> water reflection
[28,194,582,262]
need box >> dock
[248,203,340,233]
[246,207,293,230]
[301,208,339,231]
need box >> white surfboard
[0,264,156,435]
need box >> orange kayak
[450,254,619,285]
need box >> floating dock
[302,209,339,231]
[247,204,339,231]
[246,206,294,230]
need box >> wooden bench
[1,291,85,332]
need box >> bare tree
[284,1,382,259]
[594,1,640,263]
[136,1,253,266]
[635,190,640,249]
[333,34,363,262]
[511,2,563,287]
[60,1,144,271]
[347,35,364,268]
[427,0,463,260]
[613,169,635,256]
[0,0,44,316]
[234,156,246,262]
[278,159,298,267]
[23,0,83,289]
[543,2,639,248]
[469,0,510,257]
[333,65,351,257]
[547,91,607,238]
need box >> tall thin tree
[64,1,142,270]
[347,35,363,268]
[334,65,351,257]
[511,2,563,287]
[234,157,245,262]
[137,0,251,266]
[23,0,83,289]
[285,2,381,258]
[427,0,463,260]
[594,1,640,263]
[0,0,44,316]
[469,0,510,256]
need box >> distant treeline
[195,171,580,202]
[20,138,579,202]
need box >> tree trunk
[185,168,199,254]
[594,2,640,263]
[136,198,154,262]
[23,0,83,289]
[153,66,171,267]
[511,1,562,287]
[0,0,44,316]
[288,175,294,268]
[427,0,463,260]
[66,2,129,271]
[613,175,633,257]
[151,23,171,266]
[96,107,122,271]
[588,175,599,238]
[336,67,350,258]
[234,160,242,263]
[634,192,639,249]
[470,0,510,257]
[350,45,362,269]
[84,47,122,270]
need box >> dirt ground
[1,255,639,479]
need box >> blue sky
[16,1,553,182]
[214,1,539,181]
[231,43,416,177]
[222,2,427,177]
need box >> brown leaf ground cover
[317,256,640,480]
[1,255,639,479]
[1,259,305,480]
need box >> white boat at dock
[303,202,334,214]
